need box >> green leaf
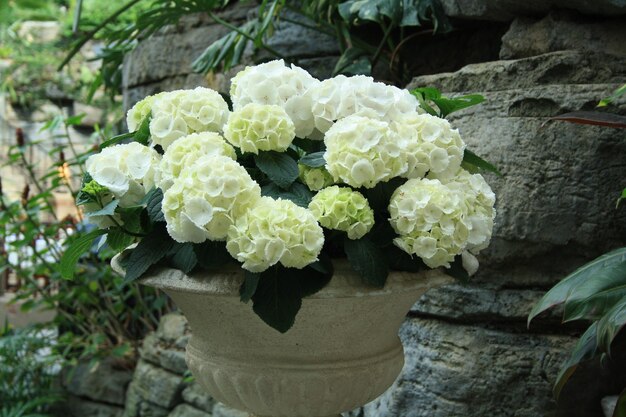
[261,182,314,208]
[106,228,134,252]
[363,177,406,212]
[614,388,626,417]
[529,247,626,326]
[99,131,134,150]
[599,83,626,107]
[252,265,303,333]
[60,229,107,280]
[410,88,485,117]
[298,151,326,168]
[553,322,599,399]
[65,113,86,126]
[462,150,502,177]
[194,240,231,271]
[240,272,260,303]
[344,237,389,287]
[596,293,626,353]
[333,47,371,76]
[192,20,256,73]
[144,188,164,223]
[111,343,131,358]
[616,188,626,208]
[384,243,426,272]
[432,94,485,117]
[169,243,198,274]
[86,199,119,217]
[338,0,402,25]
[124,224,174,283]
[255,151,299,189]
[134,115,152,145]
[299,254,334,297]
[562,260,626,322]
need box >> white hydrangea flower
[298,164,334,191]
[324,115,407,188]
[126,92,165,132]
[223,103,296,154]
[230,60,320,138]
[157,132,236,191]
[162,155,261,243]
[393,113,465,179]
[85,142,161,207]
[389,177,466,268]
[226,196,324,272]
[308,75,421,135]
[444,169,496,253]
[309,186,375,240]
[149,87,230,150]
[388,172,495,268]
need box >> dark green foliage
[255,151,299,189]
[124,224,174,282]
[261,182,314,208]
[249,263,333,333]
[344,237,389,288]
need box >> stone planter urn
[123,260,452,417]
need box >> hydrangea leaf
[261,182,313,208]
[143,188,165,223]
[344,237,389,287]
[252,265,303,333]
[462,150,502,177]
[85,199,119,218]
[106,228,134,252]
[168,242,198,274]
[124,224,174,283]
[298,151,326,168]
[240,272,260,303]
[255,151,299,189]
[194,240,231,271]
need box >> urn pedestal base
[132,260,452,417]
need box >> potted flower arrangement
[62,60,496,417]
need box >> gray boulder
[439,0,626,21]
[500,12,626,59]
[63,357,133,406]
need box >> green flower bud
[309,186,375,240]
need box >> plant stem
[58,0,144,70]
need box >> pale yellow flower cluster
[88,59,495,273]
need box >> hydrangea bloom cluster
[148,87,230,150]
[230,60,319,138]
[309,186,374,240]
[84,60,495,277]
[157,132,236,191]
[162,155,260,243]
[388,170,495,268]
[224,103,296,154]
[324,115,405,188]
[308,75,420,135]
[298,165,334,191]
[85,142,161,207]
[393,113,465,179]
[226,197,324,272]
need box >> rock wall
[120,2,626,417]
[123,313,246,417]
